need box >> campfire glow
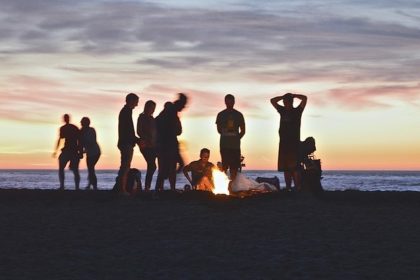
[211,168,230,195]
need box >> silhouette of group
[54,92,308,193]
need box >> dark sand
[0,189,419,280]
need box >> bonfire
[211,168,230,195]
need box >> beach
[0,189,419,279]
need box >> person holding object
[271,93,307,191]
[183,148,214,191]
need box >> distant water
[0,169,420,191]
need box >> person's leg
[155,154,165,192]
[176,151,185,173]
[87,154,100,190]
[284,170,292,190]
[168,151,178,191]
[86,156,92,189]
[118,146,133,194]
[70,156,80,190]
[58,153,68,190]
[229,149,241,182]
[220,148,229,173]
[292,169,302,191]
[141,148,156,191]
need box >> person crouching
[183,148,214,191]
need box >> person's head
[63,114,70,124]
[80,117,90,128]
[143,100,156,116]
[200,148,210,163]
[225,94,235,109]
[174,92,188,112]
[283,93,293,109]
[126,93,139,109]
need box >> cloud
[1,0,420,116]
[324,83,420,110]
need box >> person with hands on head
[271,93,307,191]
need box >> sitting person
[183,148,214,191]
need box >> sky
[1,0,420,170]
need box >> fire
[211,168,230,195]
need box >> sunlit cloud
[325,83,420,110]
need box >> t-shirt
[216,109,245,149]
[183,160,214,186]
[118,105,137,149]
[137,113,156,148]
[60,123,80,153]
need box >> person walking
[80,117,101,190]
[53,114,83,190]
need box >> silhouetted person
[216,94,245,184]
[183,148,214,191]
[176,148,185,174]
[155,94,188,191]
[80,117,101,190]
[137,100,157,191]
[53,114,83,190]
[117,93,140,195]
[271,93,307,191]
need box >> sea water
[0,169,420,191]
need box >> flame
[212,168,230,195]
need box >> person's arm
[216,113,223,135]
[239,115,245,139]
[77,129,83,158]
[52,137,62,158]
[183,164,193,186]
[293,94,307,109]
[136,115,142,138]
[270,96,284,109]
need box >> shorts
[59,150,80,171]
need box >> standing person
[216,94,245,184]
[80,117,101,190]
[117,93,140,195]
[137,100,157,191]
[53,114,83,190]
[183,148,214,191]
[155,93,188,191]
[271,93,307,191]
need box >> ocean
[0,169,420,191]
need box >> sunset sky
[1,0,420,170]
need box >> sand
[0,189,419,280]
